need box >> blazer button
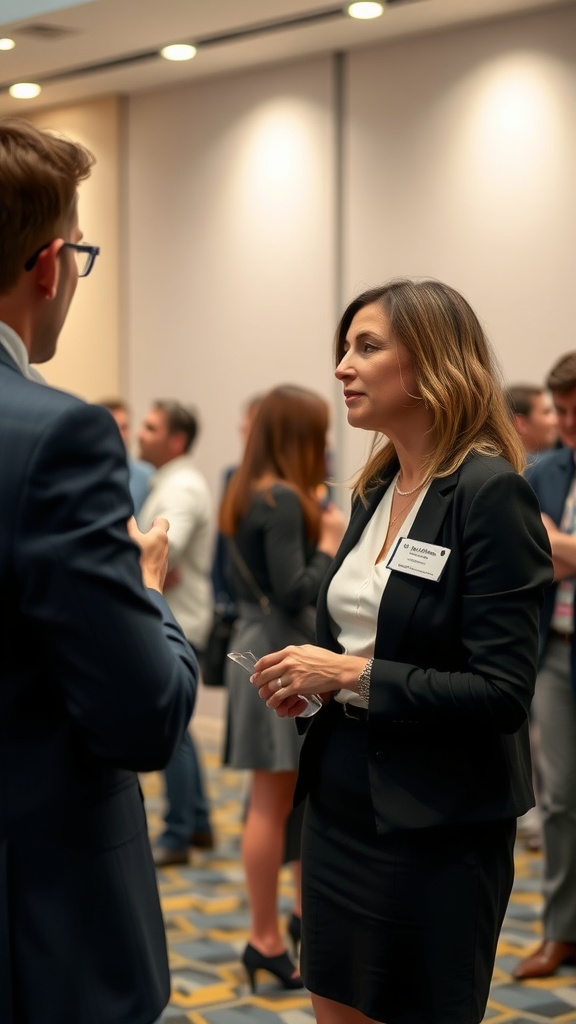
[375,750,386,761]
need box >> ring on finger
[275,677,284,692]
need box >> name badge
[386,536,451,582]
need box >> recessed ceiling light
[9,83,41,99]
[160,43,197,62]
[346,2,384,19]
[0,38,16,50]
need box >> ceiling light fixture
[346,2,384,18]
[160,43,197,62]
[9,82,41,99]
[0,38,16,50]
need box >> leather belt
[549,628,574,644]
[339,701,368,722]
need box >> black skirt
[300,704,515,1024]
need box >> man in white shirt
[138,400,214,864]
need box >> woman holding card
[251,279,553,1024]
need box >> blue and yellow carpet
[141,722,576,1024]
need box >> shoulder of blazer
[345,453,513,540]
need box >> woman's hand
[250,644,366,716]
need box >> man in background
[514,354,576,979]
[505,384,558,851]
[99,396,153,514]
[138,400,214,865]
[0,117,197,1024]
[505,384,558,457]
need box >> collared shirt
[0,321,45,383]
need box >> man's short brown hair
[546,353,576,395]
[0,117,94,294]
[154,400,199,453]
[504,385,544,418]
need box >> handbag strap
[229,540,271,616]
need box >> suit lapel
[375,475,457,659]
[317,466,459,659]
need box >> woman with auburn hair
[250,280,553,1024]
[220,384,346,992]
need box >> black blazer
[0,345,198,1024]
[295,453,553,835]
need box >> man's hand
[128,516,170,592]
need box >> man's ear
[169,431,187,458]
[35,240,64,299]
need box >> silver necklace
[395,477,425,497]
[387,490,421,532]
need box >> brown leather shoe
[190,829,215,850]
[152,844,189,868]
[513,940,576,979]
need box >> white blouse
[328,474,430,707]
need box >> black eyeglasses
[24,241,100,278]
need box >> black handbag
[201,608,237,687]
[201,541,267,687]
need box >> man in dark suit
[514,352,576,979]
[0,118,198,1023]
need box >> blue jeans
[159,730,211,849]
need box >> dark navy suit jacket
[525,446,576,674]
[0,343,198,1024]
[295,454,553,835]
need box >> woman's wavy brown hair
[335,279,525,503]
[219,385,328,542]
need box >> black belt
[549,628,574,644]
[337,701,368,722]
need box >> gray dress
[223,485,332,771]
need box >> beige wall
[25,3,576,492]
[340,4,576,479]
[28,97,121,401]
[125,58,336,497]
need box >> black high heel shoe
[287,912,301,958]
[241,942,304,992]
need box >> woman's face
[335,301,422,436]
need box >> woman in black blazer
[251,280,553,1024]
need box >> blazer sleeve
[14,401,198,771]
[262,489,332,613]
[369,471,553,734]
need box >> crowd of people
[1,113,574,1024]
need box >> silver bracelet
[357,658,373,704]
